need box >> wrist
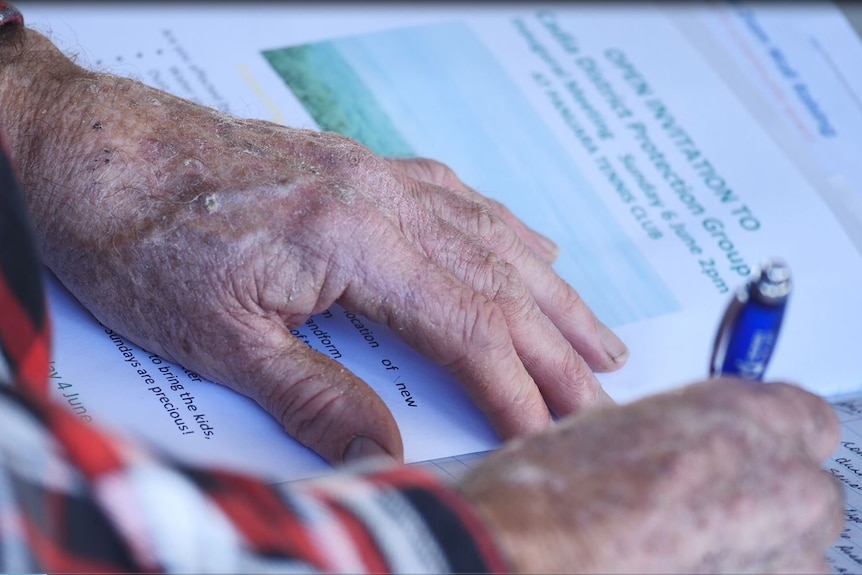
[0,26,175,285]
[0,27,102,248]
[0,27,86,171]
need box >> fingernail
[343,435,395,465]
[599,323,629,365]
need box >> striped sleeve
[0,387,509,574]
[0,1,49,397]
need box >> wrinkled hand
[458,379,843,574]
[8,30,627,465]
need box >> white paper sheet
[19,2,862,488]
[827,399,862,573]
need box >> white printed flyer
[19,2,862,488]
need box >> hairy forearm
[0,27,175,273]
[0,27,103,242]
[0,27,331,306]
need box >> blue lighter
[709,259,791,380]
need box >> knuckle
[483,257,517,301]
[465,292,509,350]
[485,197,518,224]
[429,160,463,190]
[478,259,537,327]
[545,275,585,312]
[414,157,462,188]
[484,196,507,213]
[559,350,598,401]
[470,202,506,242]
[270,372,348,445]
[464,201,527,260]
[445,291,509,366]
[470,254,527,313]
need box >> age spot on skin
[183,158,203,170]
[202,193,219,213]
[331,183,356,204]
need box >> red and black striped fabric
[0,93,49,396]
[0,3,508,572]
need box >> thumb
[204,317,404,467]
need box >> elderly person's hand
[0,28,627,464]
[459,378,844,574]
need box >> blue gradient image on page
[262,20,679,328]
